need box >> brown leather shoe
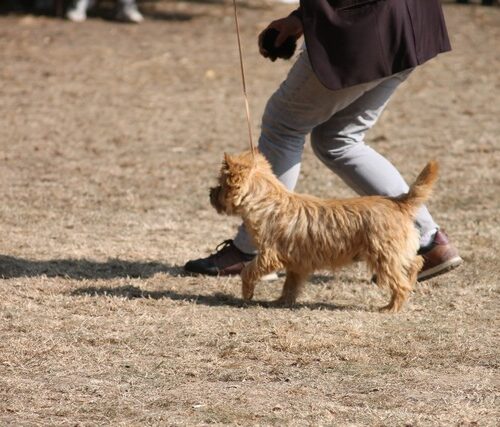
[184,240,255,276]
[417,230,463,281]
[371,230,463,284]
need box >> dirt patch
[0,1,499,425]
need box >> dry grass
[0,1,499,425]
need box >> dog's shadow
[71,284,358,312]
[0,255,362,311]
[72,285,245,307]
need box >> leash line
[232,0,256,156]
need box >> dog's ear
[223,152,235,168]
[223,153,238,176]
[222,153,235,176]
[221,153,251,191]
[223,152,254,170]
[223,152,250,174]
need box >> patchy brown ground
[0,1,499,425]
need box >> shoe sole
[184,268,279,281]
[261,272,279,281]
[417,256,463,282]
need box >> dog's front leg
[275,269,308,307]
[241,252,281,301]
[241,259,259,301]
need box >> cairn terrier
[210,150,438,312]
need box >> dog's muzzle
[210,186,224,213]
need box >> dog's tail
[397,161,439,216]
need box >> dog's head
[210,150,270,215]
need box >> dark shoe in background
[184,240,255,276]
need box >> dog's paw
[379,303,401,313]
[273,296,296,308]
[242,293,254,302]
[241,284,254,301]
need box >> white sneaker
[116,5,144,23]
[66,0,90,22]
[66,7,87,21]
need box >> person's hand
[258,15,303,59]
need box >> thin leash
[231,0,256,158]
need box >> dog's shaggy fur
[210,150,438,312]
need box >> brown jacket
[291,0,451,90]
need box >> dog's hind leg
[241,252,281,301]
[274,269,308,307]
[380,276,411,313]
[407,256,423,286]
[374,258,412,313]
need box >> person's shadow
[0,254,182,280]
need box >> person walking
[66,0,143,23]
[185,0,463,281]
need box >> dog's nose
[209,186,220,207]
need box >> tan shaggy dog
[210,150,438,312]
